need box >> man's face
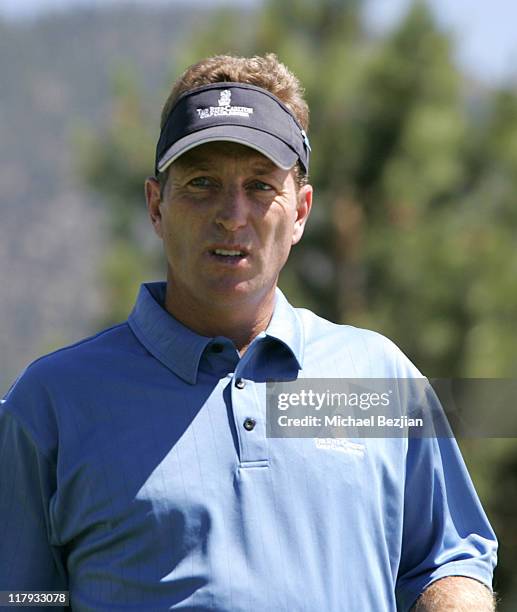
[145,142,312,311]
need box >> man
[0,54,497,611]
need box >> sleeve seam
[399,562,495,611]
[2,407,56,466]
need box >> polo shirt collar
[128,282,211,385]
[264,287,304,370]
[128,282,304,384]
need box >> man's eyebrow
[172,157,281,176]
[249,161,279,174]
[172,158,215,173]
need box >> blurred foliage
[78,0,517,606]
[76,63,163,324]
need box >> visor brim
[157,125,299,174]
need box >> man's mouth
[208,246,249,261]
[213,248,244,257]
[208,242,250,263]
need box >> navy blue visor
[155,82,310,176]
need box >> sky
[363,0,517,86]
[1,0,516,87]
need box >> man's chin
[204,279,272,305]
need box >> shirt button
[235,378,246,389]
[211,343,224,353]
[243,418,256,431]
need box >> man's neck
[164,284,276,355]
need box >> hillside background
[1,0,516,606]
[0,4,208,391]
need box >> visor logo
[196,89,254,120]
[218,90,232,106]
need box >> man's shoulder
[4,321,139,398]
[1,321,142,452]
[295,305,397,348]
[294,307,422,378]
[37,321,133,366]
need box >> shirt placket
[230,373,269,468]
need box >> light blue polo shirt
[0,282,497,611]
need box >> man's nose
[215,186,249,232]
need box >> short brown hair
[158,53,309,194]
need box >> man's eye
[249,180,273,191]
[189,177,213,188]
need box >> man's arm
[0,398,67,591]
[411,576,496,611]
[395,429,497,610]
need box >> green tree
[76,64,161,324]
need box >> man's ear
[292,183,313,246]
[145,176,163,238]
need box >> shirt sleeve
[395,431,498,611]
[0,397,68,597]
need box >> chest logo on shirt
[314,438,366,457]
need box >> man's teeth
[214,249,243,256]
